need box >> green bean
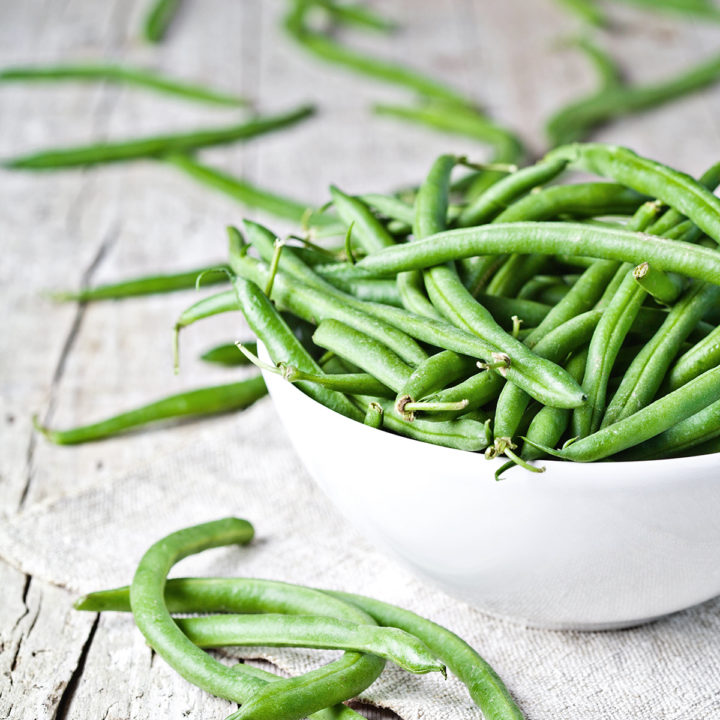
[0,63,246,106]
[608,0,720,21]
[632,262,683,304]
[201,342,256,367]
[173,614,442,675]
[423,370,503,419]
[312,320,412,392]
[484,255,551,300]
[644,162,720,238]
[77,589,367,720]
[143,0,182,42]
[77,577,523,720]
[241,344,395,398]
[396,350,476,411]
[545,144,720,244]
[231,276,361,421]
[167,155,341,230]
[554,0,607,26]
[51,264,229,302]
[355,221,720,285]
[493,310,601,441]
[620,398,720,460]
[483,182,648,297]
[129,520,385,720]
[313,271,403,307]
[520,349,589,464]
[34,376,267,445]
[558,203,658,435]
[360,193,415,225]
[403,153,456,320]
[4,104,315,169]
[457,157,568,228]
[602,280,720,426]
[174,289,238,343]
[326,590,525,720]
[414,155,586,410]
[570,36,623,90]
[363,401,384,428]
[529,365,720,461]
[517,275,566,301]
[329,186,396,253]
[297,0,398,33]
[674,435,720,457]
[284,2,467,104]
[233,231,428,365]
[547,53,720,146]
[572,267,644,437]
[667,325,720,390]
[575,201,702,435]
[352,396,492,451]
[475,294,553,329]
[373,100,524,173]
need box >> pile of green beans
[37,142,720,476]
[76,518,524,720]
[167,142,720,476]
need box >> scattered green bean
[51,264,229,302]
[0,63,246,106]
[34,376,267,445]
[4,104,315,169]
[143,0,183,42]
[201,342,256,367]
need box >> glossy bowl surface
[258,345,720,629]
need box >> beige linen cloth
[1,398,718,719]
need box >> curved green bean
[457,157,568,228]
[284,2,467,104]
[129,520,385,720]
[76,577,524,720]
[545,144,720,245]
[547,53,720,146]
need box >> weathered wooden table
[2,1,719,718]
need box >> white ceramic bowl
[258,345,720,630]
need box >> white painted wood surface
[1,1,719,718]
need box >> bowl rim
[257,341,720,478]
